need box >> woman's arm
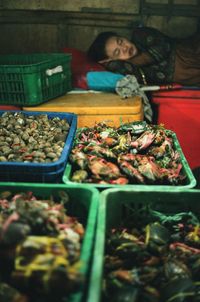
[131,27,174,64]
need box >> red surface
[62,47,105,89]
[0,105,21,110]
[152,90,200,169]
[153,89,200,98]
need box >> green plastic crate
[63,131,197,190]
[0,53,72,106]
[87,188,200,302]
[0,182,99,302]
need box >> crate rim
[100,186,200,196]
[0,53,71,67]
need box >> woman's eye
[118,38,123,45]
[114,49,120,58]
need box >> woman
[87,27,200,86]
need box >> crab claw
[148,136,174,159]
[84,145,116,160]
[138,157,162,182]
[119,161,145,184]
[131,130,155,151]
[88,157,122,179]
[160,163,185,184]
[109,177,129,185]
[70,149,88,169]
[71,170,88,183]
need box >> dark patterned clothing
[174,33,200,86]
[106,27,200,86]
[130,27,176,84]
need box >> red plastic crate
[152,88,200,169]
[152,88,200,99]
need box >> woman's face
[104,36,138,61]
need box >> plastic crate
[88,188,200,302]
[0,53,72,106]
[0,165,65,183]
[62,131,196,190]
[0,182,99,302]
[23,93,143,128]
[0,110,77,183]
[151,88,200,169]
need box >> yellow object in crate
[23,91,143,127]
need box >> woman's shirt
[129,27,176,84]
[174,33,200,86]
[129,27,200,86]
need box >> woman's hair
[87,31,117,62]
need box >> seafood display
[0,112,70,163]
[0,190,84,301]
[69,121,186,185]
[103,206,200,302]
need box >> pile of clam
[0,112,70,163]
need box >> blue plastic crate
[0,165,65,183]
[0,110,77,182]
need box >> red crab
[88,156,122,179]
[69,148,88,169]
[131,130,156,151]
[119,160,145,184]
